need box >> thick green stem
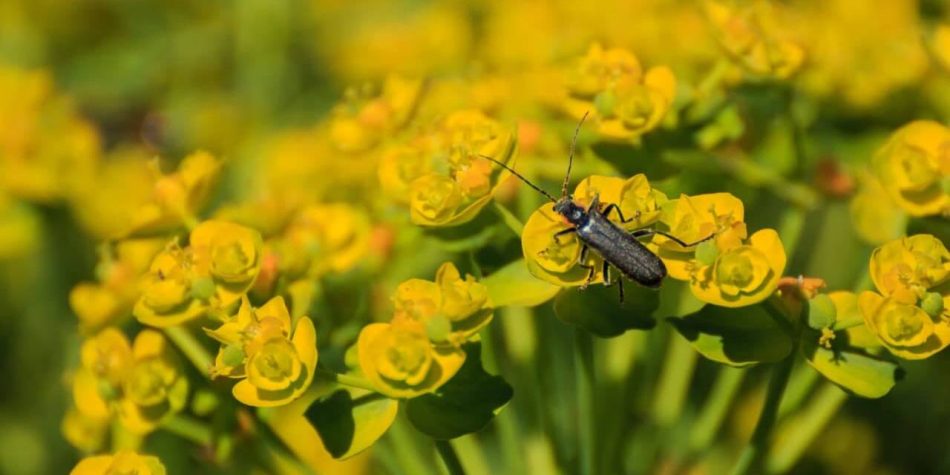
[164,326,213,377]
[574,329,596,475]
[729,353,796,475]
[767,383,848,474]
[436,439,467,475]
[388,418,435,475]
[652,334,698,427]
[161,414,213,446]
[688,367,746,452]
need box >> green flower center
[125,360,169,407]
[253,343,295,382]
[716,252,754,289]
[212,242,252,282]
[885,305,926,342]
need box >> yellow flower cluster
[562,44,676,142]
[329,76,423,153]
[522,175,786,307]
[379,109,516,226]
[357,262,492,398]
[133,220,263,327]
[859,235,950,359]
[70,450,165,475]
[0,66,100,203]
[64,328,187,452]
[704,0,804,80]
[206,296,317,407]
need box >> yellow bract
[689,229,786,308]
[357,319,465,399]
[70,450,166,475]
[190,220,264,307]
[206,297,318,407]
[380,109,515,226]
[849,173,907,245]
[562,44,676,141]
[871,121,950,217]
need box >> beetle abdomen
[577,211,667,288]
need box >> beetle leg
[579,264,596,289]
[601,203,628,223]
[631,229,715,248]
[600,261,625,303]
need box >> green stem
[729,353,796,475]
[161,414,213,446]
[435,439,467,475]
[652,334,698,427]
[315,367,378,392]
[767,384,848,474]
[164,326,213,377]
[776,363,820,420]
[388,418,435,475]
[574,329,596,475]
[688,367,746,452]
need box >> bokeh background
[1,0,949,474]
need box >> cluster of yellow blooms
[859,235,950,359]
[64,329,187,451]
[358,263,492,398]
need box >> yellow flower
[207,297,317,407]
[70,450,166,475]
[859,291,950,360]
[390,109,516,226]
[704,0,804,79]
[562,44,676,141]
[689,229,786,307]
[80,328,133,387]
[117,330,188,433]
[329,76,423,153]
[145,150,221,230]
[72,238,166,331]
[409,174,464,226]
[283,203,372,276]
[869,234,949,304]
[871,121,950,216]
[133,246,208,328]
[357,318,465,399]
[190,220,264,306]
[0,66,100,203]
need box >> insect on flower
[480,112,713,302]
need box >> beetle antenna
[477,154,557,203]
[561,111,590,199]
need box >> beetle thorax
[553,199,588,226]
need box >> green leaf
[483,259,560,307]
[807,294,836,330]
[653,279,706,319]
[405,343,513,440]
[668,302,794,367]
[801,332,902,399]
[304,387,398,459]
[553,282,658,338]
